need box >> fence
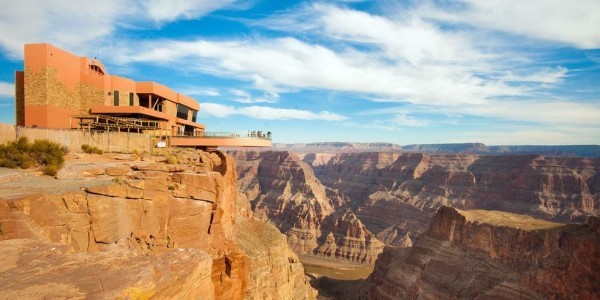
[0,124,153,153]
[0,123,15,144]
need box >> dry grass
[458,208,563,231]
[235,219,284,256]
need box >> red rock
[362,206,600,299]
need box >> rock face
[272,142,402,154]
[271,142,600,157]
[312,152,600,242]
[0,239,215,299]
[0,150,315,299]
[230,150,384,264]
[362,206,600,299]
[236,207,317,300]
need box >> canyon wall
[272,142,600,157]
[363,206,600,299]
[0,150,316,299]
[231,150,384,264]
[312,152,600,243]
[236,209,317,300]
[233,151,599,250]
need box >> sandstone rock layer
[0,150,316,299]
[363,206,600,299]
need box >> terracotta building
[14,43,271,149]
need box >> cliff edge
[0,150,316,299]
[363,206,600,299]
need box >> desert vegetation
[0,137,68,176]
[81,144,104,154]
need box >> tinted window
[192,110,197,122]
[113,90,119,106]
[177,104,189,120]
[129,93,134,106]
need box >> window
[176,104,189,120]
[129,92,134,106]
[192,110,197,122]
[113,90,119,106]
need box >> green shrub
[0,137,67,176]
[81,144,103,154]
[166,155,178,164]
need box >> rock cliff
[236,207,317,300]
[0,150,316,299]
[230,150,384,264]
[312,152,599,242]
[362,206,600,299]
[271,142,600,157]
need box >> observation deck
[170,131,272,148]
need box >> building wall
[19,43,204,132]
[164,101,177,118]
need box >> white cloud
[140,0,238,23]
[230,88,278,103]
[500,67,568,84]
[178,86,220,97]
[0,0,240,59]
[457,100,600,126]
[201,103,346,121]
[461,127,600,145]
[120,3,580,111]
[117,37,527,106]
[391,113,428,127]
[0,81,13,97]
[420,0,600,49]
[0,0,125,59]
[364,99,600,128]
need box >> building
[14,43,271,150]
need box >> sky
[0,0,599,145]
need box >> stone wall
[164,101,177,118]
[25,66,107,114]
[113,90,139,107]
[14,126,152,153]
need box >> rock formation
[236,200,317,300]
[311,152,599,242]
[362,206,600,299]
[230,150,384,264]
[0,149,316,299]
[271,142,600,157]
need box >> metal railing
[175,131,272,140]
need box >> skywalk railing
[175,131,272,140]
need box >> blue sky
[0,0,599,145]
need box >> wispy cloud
[419,0,600,49]
[230,89,278,103]
[0,0,242,59]
[140,0,238,23]
[0,81,13,97]
[117,2,582,113]
[177,86,220,97]
[201,103,346,121]
[500,67,568,83]
[460,127,600,145]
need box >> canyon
[273,142,600,157]
[1,144,599,299]
[362,206,600,299]
[0,150,316,299]
[231,150,599,264]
